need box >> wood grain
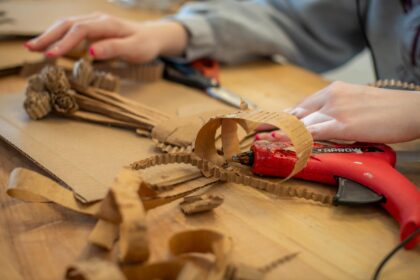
[0,60,419,280]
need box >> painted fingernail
[289,109,297,116]
[45,46,60,58]
[89,47,95,57]
[23,42,31,49]
[45,50,56,58]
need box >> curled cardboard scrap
[180,194,224,215]
[151,109,231,150]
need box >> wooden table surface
[1,2,420,280]
[1,62,419,280]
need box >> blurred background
[324,50,374,84]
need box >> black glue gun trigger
[333,177,385,206]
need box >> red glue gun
[233,141,420,249]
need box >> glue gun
[232,141,420,249]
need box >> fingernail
[45,50,56,58]
[45,46,60,58]
[89,47,95,57]
[23,42,31,49]
[289,109,297,116]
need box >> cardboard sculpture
[23,59,233,150]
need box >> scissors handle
[191,59,220,83]
[162,58,217,90]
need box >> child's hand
[257,81,420,144]
[24,13,188,62]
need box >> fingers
[255,110,333,141]
[89,37,138,61]
[42,21,92,57]
[290,95,325,118]
[289,83,336,119]
[300,111,332,127]
[25,13,99,52]
[24,13,133,58]
[51,17,130,57]
[255,130,289,141]
[256,111,341,142]
[307,120,343,141]
[88,38,127,60]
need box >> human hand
[257,81,420,143]
[24,13,188,62]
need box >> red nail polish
[45,51,55,58]
[23,42,32,49]
[89,47,95,57]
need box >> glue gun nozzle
[231,151,254,166]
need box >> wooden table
[1,61,419,280]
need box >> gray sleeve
[172,0,366,72]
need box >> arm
[174,0,366,72]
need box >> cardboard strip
[7,168,100,215]
[95,60,164,83]
[87,220,119,250]
[108,169,149,263]
[221,119,240,160]
[169,229,233,280]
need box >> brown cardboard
[0,92,155,202]
[0,40,44,75]
[0,74,230,203]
